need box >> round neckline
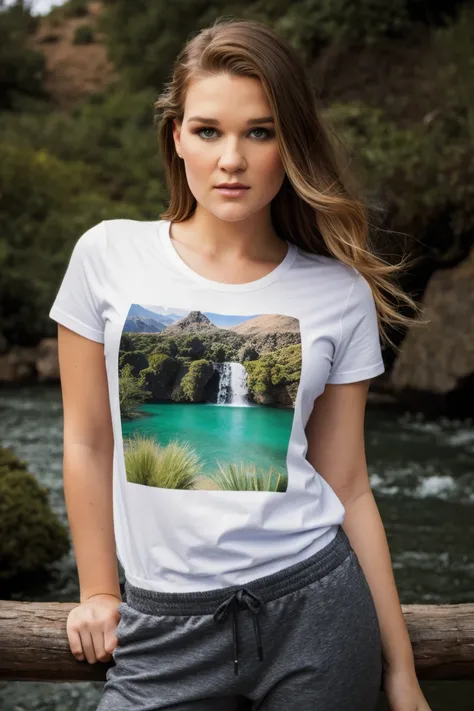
[157,219,297,293]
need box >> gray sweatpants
[97,526,383,710]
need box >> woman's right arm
[58,323,123,663]
[58,322,120,603]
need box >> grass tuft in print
[123,434,157,486]
[213,461,288,492]
[124,434,202,489]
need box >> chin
[204,204,254,222]
[218,200,267,218]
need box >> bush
[0,139,125,346]
[0,2,47,110]
[0,445,28,472]
[140,353,179,401]
[328,95,474,239]
[180,359,214,402]
[0,446,70,596]
[177,335,205,360]
[63,0,89,18]
[98,0,411,88]
[73,24,95,45]
[245,345,302,398]
[119,350,149,377]
[38,33,61,44]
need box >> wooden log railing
[1,600,474,682]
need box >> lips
[215,186,250,197]
[215,185,249,189]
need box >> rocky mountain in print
[162,311,301,352]
[164,311,219,334]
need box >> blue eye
[198,128,218,139]
[250,128,271,139]
[195,127,273,140]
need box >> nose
[218,139,247,171]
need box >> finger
[94,627,115,661]
[104,625,119,656]
[68,627,85,661]
[91,626,110,662]
[81,629,98,664]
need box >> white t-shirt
[49,218,385,592]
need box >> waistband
[124,525,351,615]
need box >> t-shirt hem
[122,525,341,593]
[49,305,104,343]
[326,360,385,384]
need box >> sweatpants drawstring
[212,586,265,676]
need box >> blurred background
[0,0,473,709]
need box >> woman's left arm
[305,379,431,711]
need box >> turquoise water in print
[121,402,294,477]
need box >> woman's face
[172,73,286,222]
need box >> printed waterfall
[119,304,302,493]
[215,362,249,406]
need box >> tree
[180,359,213,401]
[0,0,47,110]
[119,363,150,419]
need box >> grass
[150,440,203,489]
[213,461,288,492]
[122,434,158,486]
[123,434,202,489]
[123,433,288,492]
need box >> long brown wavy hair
[154,17,426,351]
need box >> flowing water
[215,361,250,406]
[0,385,473,710]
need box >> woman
[49,17,431,711]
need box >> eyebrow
[187,116,274,125]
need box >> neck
[172,207,287,261]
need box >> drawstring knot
[213,587,265,676]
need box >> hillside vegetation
[1,0,473,355]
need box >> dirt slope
[28,1,117,108]
[231,314,300,336]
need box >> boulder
[391,248,474,415]
[0,339,60,383]
[0,345,37,383]
[36,338,60,381]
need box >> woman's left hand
[383,667,432,711]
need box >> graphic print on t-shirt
[119,304,302,493]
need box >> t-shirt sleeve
[326,270,385,384]
[48,221,107,343]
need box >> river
[0,384,473,710]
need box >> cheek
[269,150,285,172]
[182,145,213,182]
[182,159,209,196]
[259,150,286,188]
